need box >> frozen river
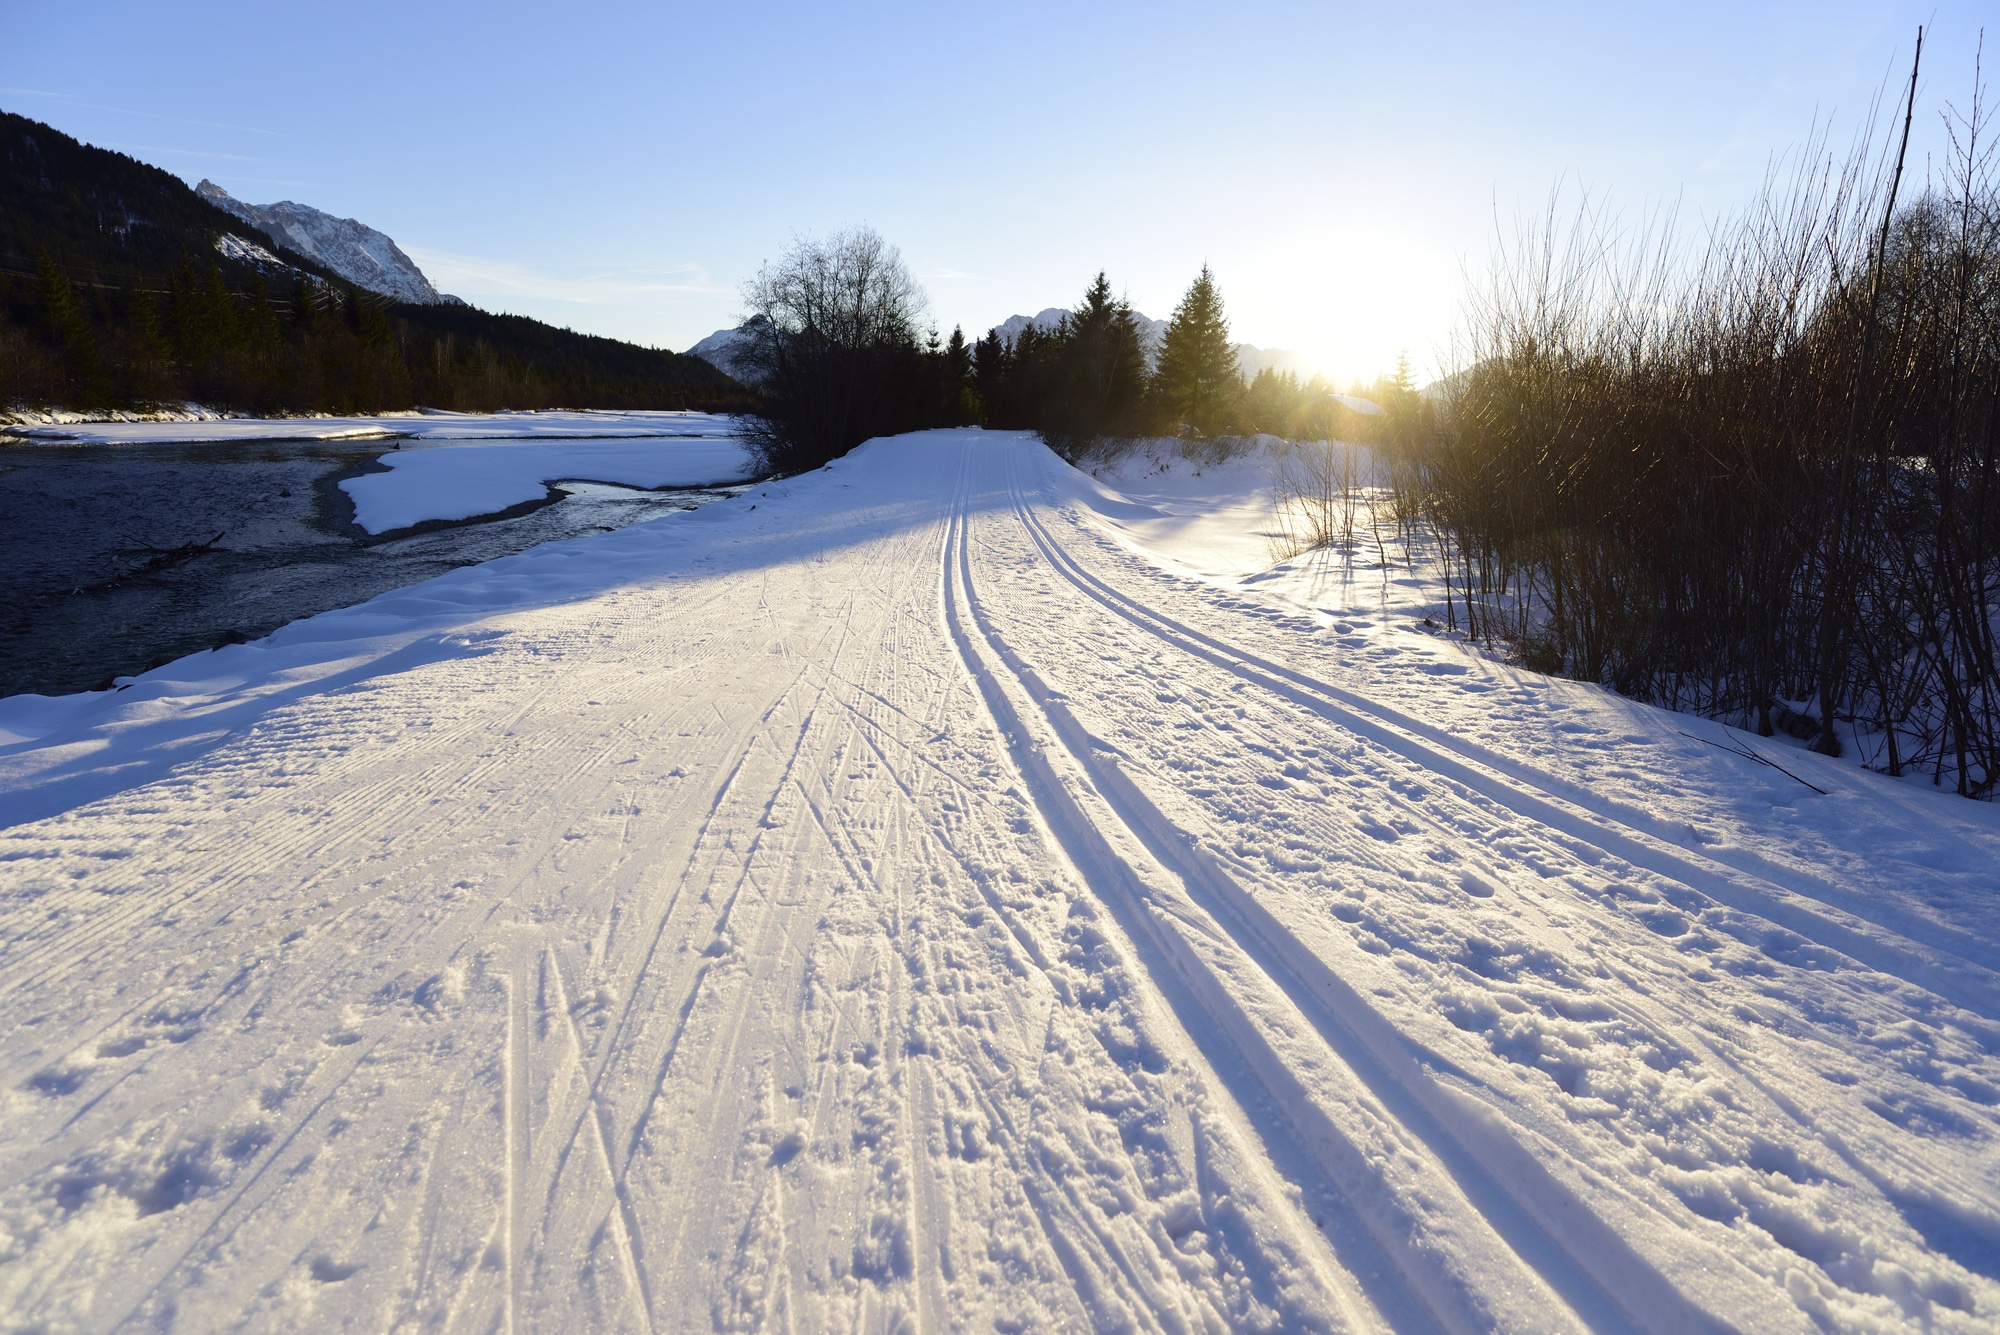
[0,435,749,698]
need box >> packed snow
[3,408,743,447]
[2,431,1998,1332]
[339,438,756,534]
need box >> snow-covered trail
[2,432,1999,1332]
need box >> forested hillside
[0,111,746,414]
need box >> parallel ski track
[939,459,1394,1334]
[943,451,1720,1334]
[1006,453,2000,1021]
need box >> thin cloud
[404,247,735,305]
[0,87,282,137]
[197,177,330,195]
[100,141,262,164]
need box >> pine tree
[35,252,97,386]
[201,264,241,351]
[973,327,1009,424]
[126,285,166,361]
[290,277,320,332]
[347,287,393,348]
[1056,271,1145,444]
[244,275,281,353]
[1152,265,1239,436]
[942,325,976,425]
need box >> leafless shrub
[1271,439,1366,559]
[1412,43,2000,796]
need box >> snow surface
[2,431,1999,1332]
[340,437,756,534]
[3,408,742,447]
[213,233,288,271]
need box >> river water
[0,435,748,699]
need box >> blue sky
[4,2,1986,381]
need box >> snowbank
[339,437,756,534]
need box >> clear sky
[3,2,1986,383]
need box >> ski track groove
[982,451,1727,1333]
[940,455,1405,1334]
[1012,472,2000,1019]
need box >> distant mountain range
[196,180,459,307]
[687,307,1310,382]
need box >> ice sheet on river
[2,431,1999,1332]
[340,437,756,533]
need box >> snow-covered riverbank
[2,431,1997,1331]
[1,407,742,446]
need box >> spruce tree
[973,327,1008,424]
[201,265,240,352]
[1152,265,1240,436]
[943,324,976,425]
[290,277,320,333]
[347,287,393,349]
[34,252,97,385]
[245,275,281,353]
[1056,271,1145,444]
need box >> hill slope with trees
[0,110,745,414]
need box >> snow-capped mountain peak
[685,320,764,384]
[197,180,460,306]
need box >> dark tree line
[1,259,746,414]
[976,266,1270,452]
[740,233,1411,473]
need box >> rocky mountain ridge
[196,180,459,306]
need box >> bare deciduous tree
[738,227,930,473]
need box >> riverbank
[0,406,743,445]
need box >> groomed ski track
[2,432,1998,1332]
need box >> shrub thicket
[1413,44,2000,795]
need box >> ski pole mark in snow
[0,432,1997,1331]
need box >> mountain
[0,109,744,414]
[686,319,765,384]
[1233,344,1312,378]
[196,180,457,306]
[0,111,313,297]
